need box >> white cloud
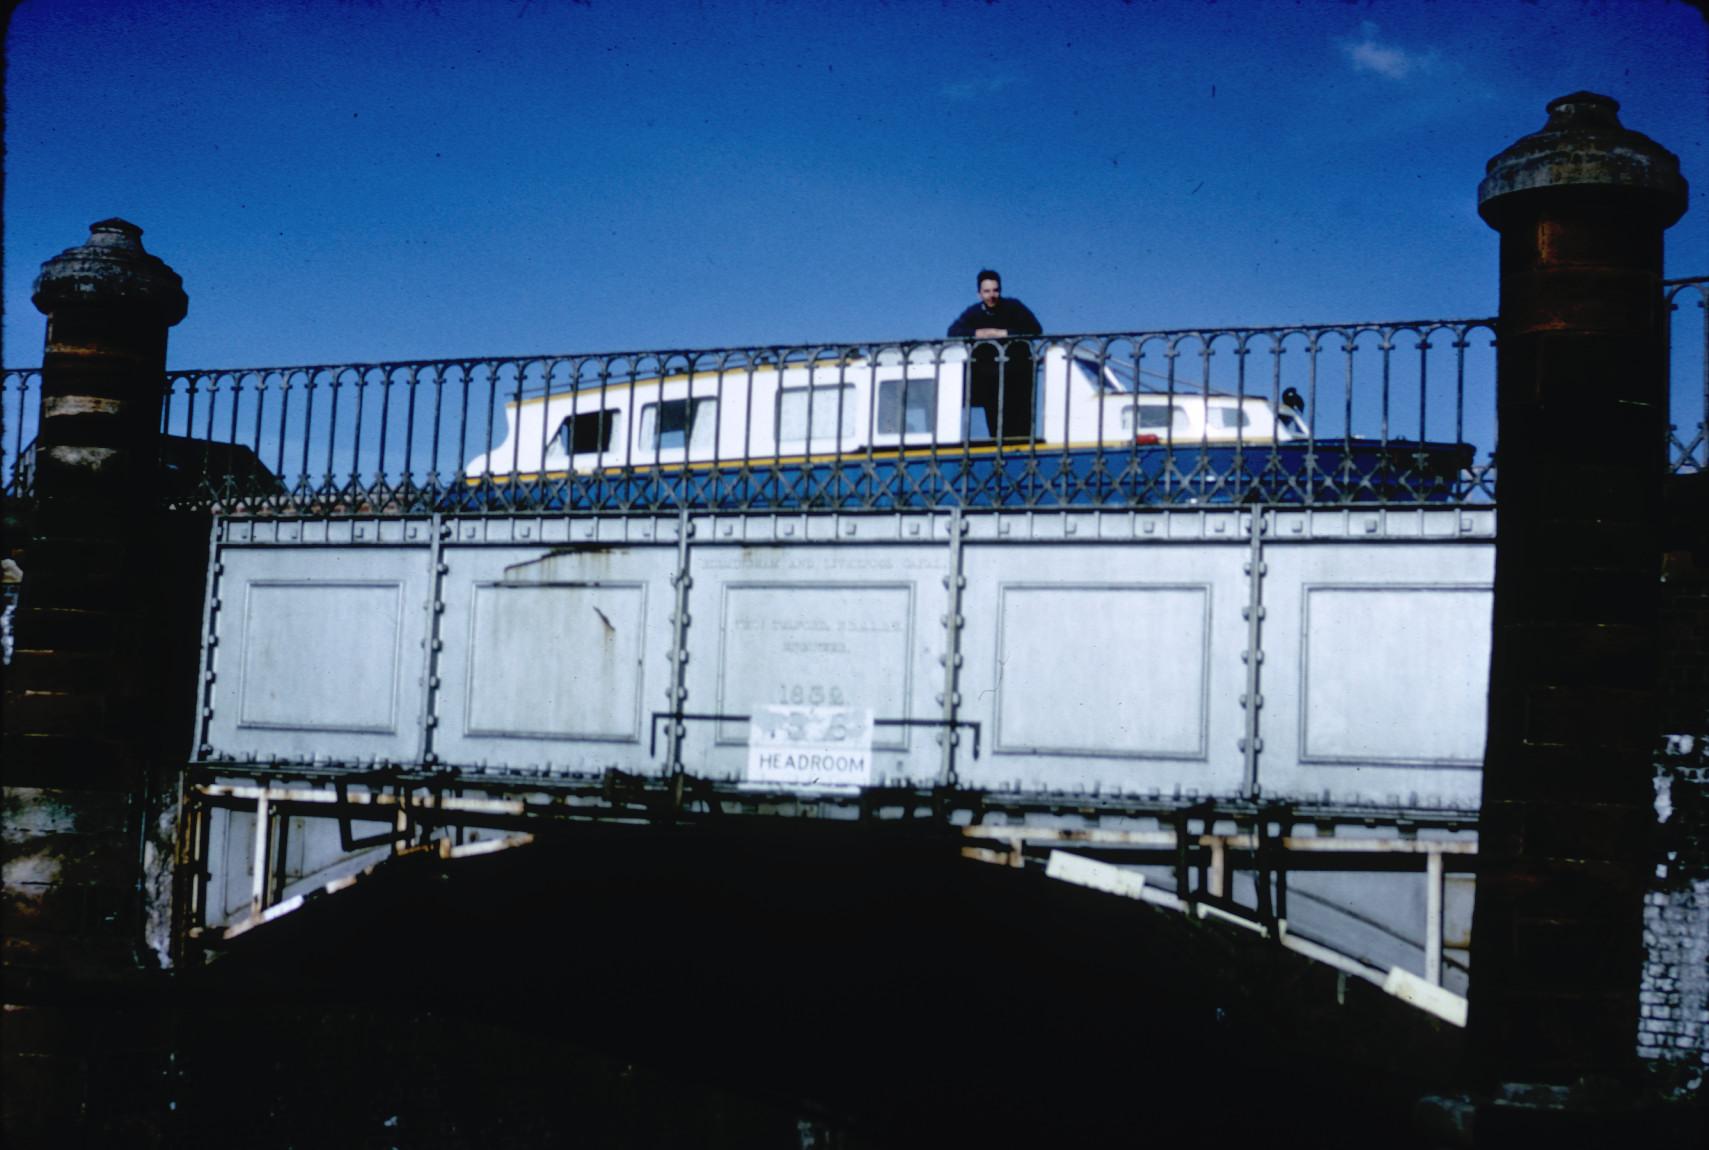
[1341,21,1434,81]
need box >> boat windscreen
[1073,355,1232,397]
[1072,356,1171,395]
[1073,357,1118,392]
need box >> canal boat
[451,345,1472,509]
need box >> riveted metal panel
[993,584,1210,758]
[713,583,915,745]
[431,541,678,775]
[1257,540,1493,809]
[1299,586,1491,764]
[680,528,952,785]
[238,582,405,732]
[464,583,648,739]
[194,509,1498,812]
[955,531,1250,795]
[203,544,432,764]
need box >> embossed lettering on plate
[717,583,913,746]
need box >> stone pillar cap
[1478,92,1688,227]
[32,218,188,326]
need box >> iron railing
[1666,277,1708,474]
[1,284,1700,516]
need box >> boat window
[1123,403,1190,433]
[1214,407,1251,430]
[777,385,856,443]
[638,398,718,452]
[876,377,938,435]
[554,410,617,455]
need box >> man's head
[977,269,1002,309]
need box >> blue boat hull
[440,440,1478,513]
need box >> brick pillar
[1470,92,1688,1094]
[2,220,187,1146]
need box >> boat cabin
[464,347,1309,478]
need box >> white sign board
[746,705,875,791]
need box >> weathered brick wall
[1642,754,1709,1095]
[1641,483,1709,1095]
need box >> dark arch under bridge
[177,812,1464,1148]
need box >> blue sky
[4,0,1705,369]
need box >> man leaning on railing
[948,268,1043,442]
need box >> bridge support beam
[2,221,189,1145]
[1464,92,1689,1132]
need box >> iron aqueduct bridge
[2,92,1704,1146]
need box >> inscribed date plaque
[746,705,876,791]
[717,583,913,745]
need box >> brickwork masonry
[1643,746,1709,1098]
[1644,486,1709,1099]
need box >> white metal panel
[205,546,432,763]
[955,537,1249,795]
[197,512,1497,813]
[214,807,252,922]
[994,584,1209,758]
[1300,586,1490,764]
[238,582,404,732]
[432,543,677,774]
[681,539,952,784]
[464,583,648,739]
[1257,541,1493,808]
[713,583,915,745]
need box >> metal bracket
[333,777,414,852]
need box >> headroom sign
[746,705,875,792]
